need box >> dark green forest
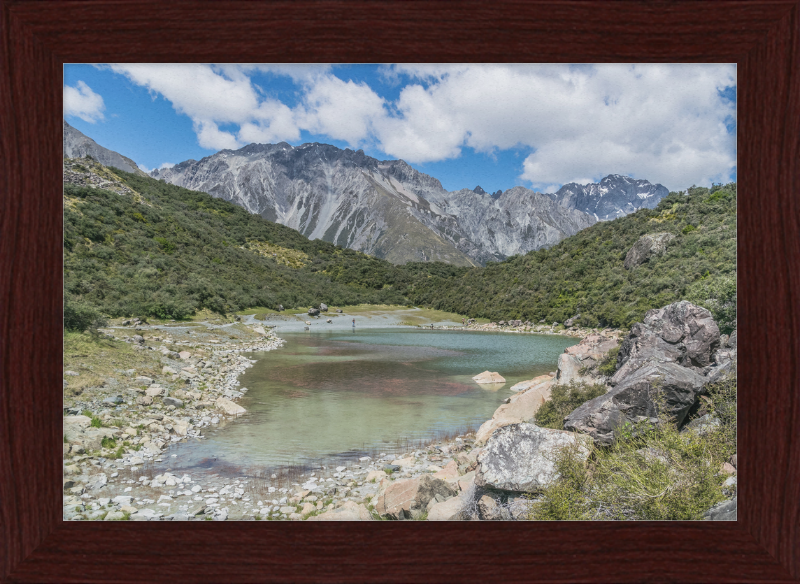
[64,159,736,332]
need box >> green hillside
[63,159,414,323]
[406,184,736,332]
[63,157,736,334]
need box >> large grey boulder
[308,307,320,316]
[475,423,593,493]
[624,232,675,270]
[611,301,720,383]
[565,361,706,445]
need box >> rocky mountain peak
[550,174,669,221]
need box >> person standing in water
[352,318,356,330]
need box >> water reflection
[158,329,576,472]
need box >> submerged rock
[472,371,505,384]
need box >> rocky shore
[64,302,736,521]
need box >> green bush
[64,300,107,333]
[534,381,607,429]
[597,346,620,377]
[685,274,737,333]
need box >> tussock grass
[534,381,607,430]
[528,373,737,520]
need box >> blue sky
[64,64,736,193]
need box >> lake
[156,328,576,473]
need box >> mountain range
[63,121,670,266]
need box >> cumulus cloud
[64,80,106,123]
[106,63,736,191]
[380,64,736,191]
[297,75,386,145]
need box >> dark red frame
[1,1,798,582]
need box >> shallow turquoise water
[160,329,576,472]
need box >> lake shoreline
[62,307,622,521]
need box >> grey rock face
[424,185,597,260]
[153,142,598,266]
[63,120,146,176]
[564,361,707,444]
[308,308,320,316]
[624,232,676,270]
[612,301,721,382]
[549,174,669,221]
[475,423,593,492]
[703,497,737,520]
[564,301,721,445]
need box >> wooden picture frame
[2,1,798,581]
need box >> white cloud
[372,64,736,191]
[298,75,386,145]
[64,81,105,123]
[105,63,736,192]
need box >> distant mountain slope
[63,120,147,176]
[549,174,669,221]
[152,142,597,265]
[422,185,596,258]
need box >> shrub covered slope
[64,158,735,333]
[406,184,736,332]
[64,160,419,321]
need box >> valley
[62,135,737,523]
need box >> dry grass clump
[528,374,737,520]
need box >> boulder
[145,387,163,397]
[475,423,592,493]
[472,371,506,384]
[306,501,371,521]
[163,397,184,408]
[565,361,707,445]
[172,419,190,436]
[509,374,552,392]
[87,473,108,492]
[64,415,91,430]
[319,303,328,312]
[432,460,459,480]
[612,302,720,383]
[478,494,505,520]
[555,334,618,384]
[178,351,191,360]
[374,475,457,519]
[215,397,246,416]
[308,308,320,316]
[427,495,465,520]
[624,232,675,270]
[475,378,554,445]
